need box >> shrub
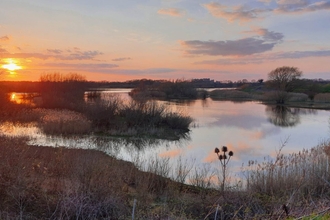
[162,112,192,131]
[83,94,122,129]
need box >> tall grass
[209,89,253,100]
[1,134,330,219]
[242,141,330,217]
[314,93,330,103]
[0,136,219,219]
[40,109,91,135]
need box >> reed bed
[288,92,309,102]
[0,136,217,219]
[209,89,253,100]
[314,93,330,103]
[243,141,330,217]
[1,134,330,219]
[39,109,91,135]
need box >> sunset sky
[0,0,330,82]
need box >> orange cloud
[0,35,10,41]
[158,8,184,17]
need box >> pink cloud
[275,0,330,13]
[203,2,269,22]
[158,8,184,17]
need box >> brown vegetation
[0,136,219,219]
[1,135,330,219]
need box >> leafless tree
[267,66,302,92]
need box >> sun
[2,59,22,71]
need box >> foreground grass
[1,136,330,219]
[0,136,219,219]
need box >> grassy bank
[0,136,219,219]
[209,89,330,109]
[1,136,330,219]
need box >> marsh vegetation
[1,71,330,219]
[1,136,330,219]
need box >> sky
[0,0,330,82]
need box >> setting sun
[2,59,22,71]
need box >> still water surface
[3,89,330,183]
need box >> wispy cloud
[0,47,8,53]
[275,0,330,13]
[259,0,272,4]
[204,1,330,22]
[243,28,284,42]
[203,2,269,22]
[180,28,283,56]
[0,35,10,41]
[1,49,103,61]
[41,63,118,69]
[196,50,330,65]
[47,49,63,54]
[158,8,185,17]
[112,57,131,61]
[112,68,178,75]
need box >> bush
[162,112,192,131]
[83,94,122,129]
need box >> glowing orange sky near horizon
[1,56,330,82]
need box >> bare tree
[267,66,302,92]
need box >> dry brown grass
[242,141,330,218]
[1,135,330,219]
[0,136,219,219]
[209,89,253,100]
[39,109,91,135]
[314,93,330,102]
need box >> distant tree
[258,79,263,84]
[242,79,248,84]
[267,66,302,92]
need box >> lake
[2,89,330,185]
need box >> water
[2,89,330,184]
